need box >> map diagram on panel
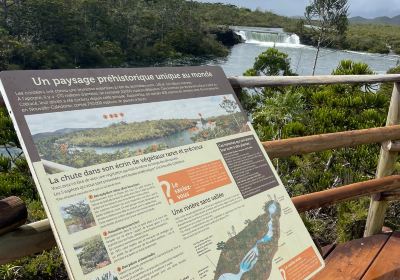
[214,199,281,280]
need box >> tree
[239,48,297,114]
[305,0,349,75]
[62,200,92,227]
[77,237,110,274]
[216,241,226,250]
[219,96,241,129]
[253,91,304,141]
[0,0,20,21]
[244,47,295,77]
[331,60,375,91]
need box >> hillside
[44,119,197,147]
[287,15,400,54]
[350,15,400,26]
[192,2,297,28]
[32,128,90,141]
[0,0,297,71]
[346,24,400,54]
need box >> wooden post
[382,140,400,152]
[364,82,400,237]
[232,85,243,103]
[0,196,28,236]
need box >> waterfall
[232,26,301,46]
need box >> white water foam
[234,29,303,48]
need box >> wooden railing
[1,74,400,265]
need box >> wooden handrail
[2,74,400,108]
[262,125,400,159]
[2,175,400,265]
[292,175,400,212]
[0,196,27,236]
[228,74,400,88]
[0,219,56,265]
[41,159,76,174]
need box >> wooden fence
[1,74,400,265]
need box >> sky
[25,95,239,134]
[196,0,400,18]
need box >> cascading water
[213,26,399,76]
[285,34,301,45]
[232,26,300,46]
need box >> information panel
[0,66,324,280]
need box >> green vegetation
[289,21,400,55]
[239,49,399,244]
[57,120,196,147]
[304,0,349,75]
[61,200,96,234]
[192,2,296,28]
[0,0,306,71]
[33,110,246,170]
[214,201,281,279]
[244,48,295,77]
[93,272,118,280]
[74,236,110,275]
[0,248,67,279]
[32,119,195,169]
[282,1,400,55]
[39,142,169,170]
[349,15,400,26]
[190,113,248,142]
[0,0,232,70]
[346,24,400,54]
[198,2,400,56]
[0,107,67,279]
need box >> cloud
[348,0,400,17]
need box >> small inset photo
[91,271,118,280]
[60,197,96,234]
[74,235,111,275]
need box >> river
[211,26,400,76]
[217,200,280,280]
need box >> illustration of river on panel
[214,200,281,280]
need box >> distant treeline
[287,21,400,55]
[192,2,295,28]
[56,119,196,147]
[346,24,400,54]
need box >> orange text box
[279,246,322,280]
[158,160,231,204]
